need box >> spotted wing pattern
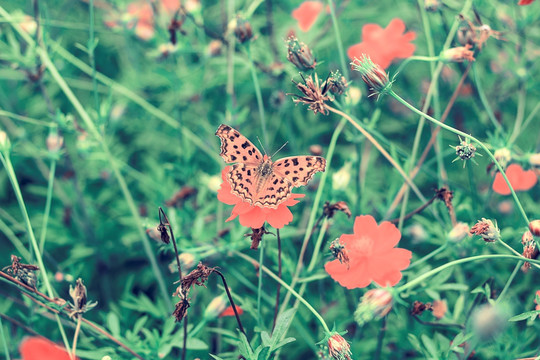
[273,156,326,187]
[226,165,293,209]
[215,124,262,165]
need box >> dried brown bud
[327,70,348,95]
[329,238,349,267]
[157,223,170,244]
[69,278,87,313]
[290,73,330,115]
[234,17,253,44]
[324,201,352,219]
[173,298,190,322]
[245,226,274,250]
[470,218,500,242]
[411,300,433,316]
[286,36,316,71]
[440,44,475,63]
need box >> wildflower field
[1,0,539,359]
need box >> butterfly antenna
[271,142,288,159]
[256,136,268,156]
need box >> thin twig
[213,270,246,336]
[71,315,82,358]
[182,314,188,360]
[387,195,437,224]
[159,207,183,280]
[412,315,465,330]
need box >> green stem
[36,47,172,311]
[0,110,54,128]
[235,251,330,333]
[38,159,56,254]
[508,84,527,146]
[495,262,521,305]
[246,45,268,149]
[278,118,346,315]
[472,64,503,134]
[408,244,447,270]
[0,317,10,360]
[399,254,540,293]
[0,153,71,353]
[389,90,530,228]
[326,0,349,80]
[88,0,100,117]
[0,217,32,261]
[257,239,264,329]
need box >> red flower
[492,164,538,195]
[292,1,324,32]
[217,166,304,229]
[518,0,535,5]
[19,337,76,360]
[219,305,244,318]
[347,18,416,69]
[325,215,412,289]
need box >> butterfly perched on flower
[216,124,326,209]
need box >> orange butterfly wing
[216,124,326,209]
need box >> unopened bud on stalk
[355,288,393,326]
[233,17,253,44]
[203,295,227,321]
[350,56,391,97]
[286,36,316,71]
[529,220,540,237]
[448,222,470,242]
[326,332,352,360]
[440,44,475,63]
[46,132,64,153]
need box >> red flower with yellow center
[347,18,416,69]
[325,215,412,289]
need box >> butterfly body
[216,124,326,209]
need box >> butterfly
[216,124,326,209]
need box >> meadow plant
[0,0,539,359]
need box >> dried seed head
[451,136,480,167]
[290,73,331,115]
[173,297,190,322]
[245,226,274,250]
[286,36,316,71]
[324,201,352,219]
[470,218,500,242]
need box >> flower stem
[0,316,10,360]
[213,270,246,336]
[257,239,265,329]
[326,0,349,80]
[36,46,172,311]
[246,45,268,149]
[234,251,330,333]
[0,153,72,355]
[388,90,531,228]
[374,316,387,360]
[38,158,56,253]
[472,64,503,134]
[325,105,431,207]
[279,118,346,315]
[71,315,82,358]
[495,262,521,305]
[407,244,447,270]
[272,228,282,331]
[399,254,540,293]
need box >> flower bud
[424,0,440,11]
[529,153,540,168]
[203,295,227,321]
[69,278,87,313]
[0,130,11,151]
[470,218,500,242]
[440,44,475,63]
[355,289,393,326]
[326,333,352,360]
[46,132,64,153]
[233,17,253,44]
[286,36,316,71]
[344,86,362,106]
[169,252,197,273]
[493,148,512,170]
[350,55,391,96]
[448,222,469,242]
[332,162,351,190]
[327,70,348,95]
[529,220,540,237]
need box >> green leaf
[453,295,465,322]
[261,331,271,346]
[255,346,271,360]
[106,312,121,338]
[509,310,540,322]
[209,354,225,360]
[270,308,295,350]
